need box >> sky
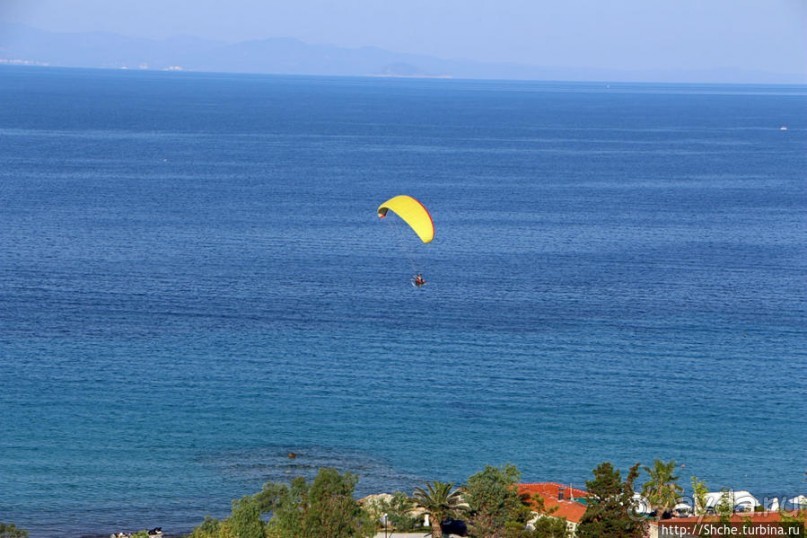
[1,0,806,78]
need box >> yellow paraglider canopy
[377,195,434,243]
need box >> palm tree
[412,481,467,538]
[641,459,683,520]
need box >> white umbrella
[787,495,807,508]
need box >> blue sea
[0,67,805,537]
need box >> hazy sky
[2,0,806,77]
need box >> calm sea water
[0,67,805,537]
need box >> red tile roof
[518,483,589,524]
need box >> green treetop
[641,459,683,520]
[576,462,646,538]
[412,480,468,538]
[464,464,532,538]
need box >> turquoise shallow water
[0,67,805,537]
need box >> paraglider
[377,195,434,286]
[377,195,434,243]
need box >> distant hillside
[1,22,804,84]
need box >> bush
[264,468,375,538]
[377,492,420,532]
[0,522,28,538]
[188,516,223,538]
[188,499,266,538]
[229,496,265,538]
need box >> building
[518,482,589,536]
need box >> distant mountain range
[1,22,804,84]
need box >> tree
[528,493,558,518]
[716,489,733,523]
[307,468,374,537]
[516,494,568,538]
[528,516,569,538]
[264,468,375,538]
[690,476,709,516]
[641,459,683,520]
[264,477,306,538]
[464,464,532,538]
[254,480,290,515]
[188,497,265,538]
[229,495,266,538]
[377,491,420,532]
[188,516,223,538]
[412,481,468,538]
[503,516,569,538]
[576,462,646,538]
